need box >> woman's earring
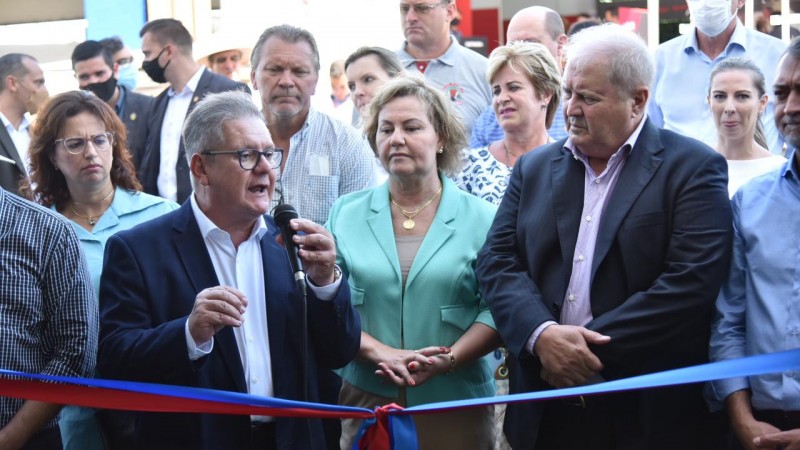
[437,147,444,154]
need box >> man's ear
[632,86,649,117]
[190,153,210,186]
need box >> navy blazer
[118,85,154,171]
[138,69,250,203]
[0,124,25,196]
[97,202,361,450]
[476,119,733,449]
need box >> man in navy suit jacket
[98,91,360,450]
[136,19,250,204]
[476,25,732,450]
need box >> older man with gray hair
[97,90,360,450]
[477,24,732,449]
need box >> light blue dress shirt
[649,21,786,154]
[468,99,568,149]
[55,188,178,450]
[269,108,376,225]
[709,153,800,411]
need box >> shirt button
[578,255,585,261]
[787,371,796,378]
[585,215,592,222]
[791,328,799,336]
[594,179,601,184]
[247,336,254,343]
[252,377,259,384]
[568,294,575,301]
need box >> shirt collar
[168,67,206,97]
[115,84,127,114]
[684,19,746,54]
[0,111,31,132]
[782,148,800,180]
[564,114,647,167]
[399,36,459,67]
[190,194,268,242]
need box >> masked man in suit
[137,19,250,204]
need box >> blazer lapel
[367,184,402,283]
[0,125,26,175]
[591,119,664,279]
[551,150,585,290]
[172,203,247,392]
[405,177,457,288]
[188,69,212,114]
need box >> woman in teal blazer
[327,76,500,450]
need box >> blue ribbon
[404,348,800,413]
[2,349,799,449]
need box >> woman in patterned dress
[455,41,561,205]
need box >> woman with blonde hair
[456,41,562,204]
[328,75,500,449]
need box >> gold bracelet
[446,351,456,374]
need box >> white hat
[195,34,252,68]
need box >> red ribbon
[358,403,405,450]
[0,378,371,419]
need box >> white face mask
[688,0,735,37]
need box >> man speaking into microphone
[97,90,361,450]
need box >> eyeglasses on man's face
[201,148,284,170]
[399,1,450,15]
[55,132,114,155]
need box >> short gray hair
[183,91,264,167]
[251,24,320,74]
[364,74,467,177]
[566,23,653,99]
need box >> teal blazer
[327,175,497,406]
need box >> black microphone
[273,204,306,296]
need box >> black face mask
[142,47,170,83]
[84,75,117,102]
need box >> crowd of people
[0,0,798,449]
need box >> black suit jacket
[138,69,250,203]
[0,124,26,196]
[476,119,733,449]
[118,85,154,171]
[97,202,361,450]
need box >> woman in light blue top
[21,91,178,450]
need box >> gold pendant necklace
[70,188,115,226]
[391,182,442,230]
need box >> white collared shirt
[157,67,206,202]
[187,194,274,420]
[0,111,31,173]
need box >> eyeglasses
[201,148,283,170]
[399,1,449,15]
[55,132,114,155]
[116,57,134,66]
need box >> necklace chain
[503,141,521,163]
[390,182,442,230]
[70,188,115,226]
